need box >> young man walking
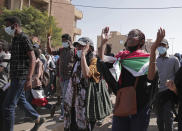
[3,16,45,131]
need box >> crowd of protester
[1,16,182,131]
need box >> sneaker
[30,117,46,131]
[58,115,64,122]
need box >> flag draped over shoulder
[120,57,150,77]
[105,50,150,83]
[116,50,150,76]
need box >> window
[120,40,124,45]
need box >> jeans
[0,89,8,130]
[156,100,174,131]
[112,107,150,131]
[60,79,69,116]
[2,79,39,131]
[25,89,33,104]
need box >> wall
[51,0,75,40]
[97,31,127,54]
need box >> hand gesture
[166,80,177,93]
[47,33,52,41]
[82,44,90,55]
[24,78,32,90]
[153,28,165,48]
[101,27,111,45]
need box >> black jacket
[175,66,182,101]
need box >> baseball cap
[74,37,94,48]
[161,39,168,45]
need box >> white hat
[161,39,168,45]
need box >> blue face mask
[62,42,69,48]
[4,26,15,36]
[77,50,82,58]
[157,46,167,55]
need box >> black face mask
[127,45,139,52]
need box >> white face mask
[77,50,82,58]
[157,46,167,55]
[62,42,69,48]
[4,26,15,37]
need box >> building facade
[97,31,127,54]
[0,0,8,13]
[142,39,153,53]
[50,0,82,41]
[1,0,83,40]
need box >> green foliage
[0,7,62,47]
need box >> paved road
[14,95,178,131]
[14,112,178,131]
[93,113,178,131]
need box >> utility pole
[28,0,31,7]
[169,37,175,55]
[49,0,52,16]
[20,0,23,10]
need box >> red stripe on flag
[115,50,150,59]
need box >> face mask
[77,50,82,58]
[62,42,69,48]
[157,46,167,55]
[4,26,15,37]
[127,45,139,52]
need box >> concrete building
[1,0,83,40]
[97,31,153,54]
[0,0,5,8]
[50,0,82,40]
[0,0,8,12]
[97,31,127,54]
[142,39,153,53]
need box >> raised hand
[82,44,90,55]
[148,28,165,81]
[47,33,52,41]
[153,28,165,48]
[24,78,32,90]
[101,27,111,45]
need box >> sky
[71,0,182,54]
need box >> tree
[0,7,62,47]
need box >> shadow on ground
[94,112,178,131]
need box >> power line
[51,2,182,10]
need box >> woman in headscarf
[98,27,165,131]
[64,37,112,131]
